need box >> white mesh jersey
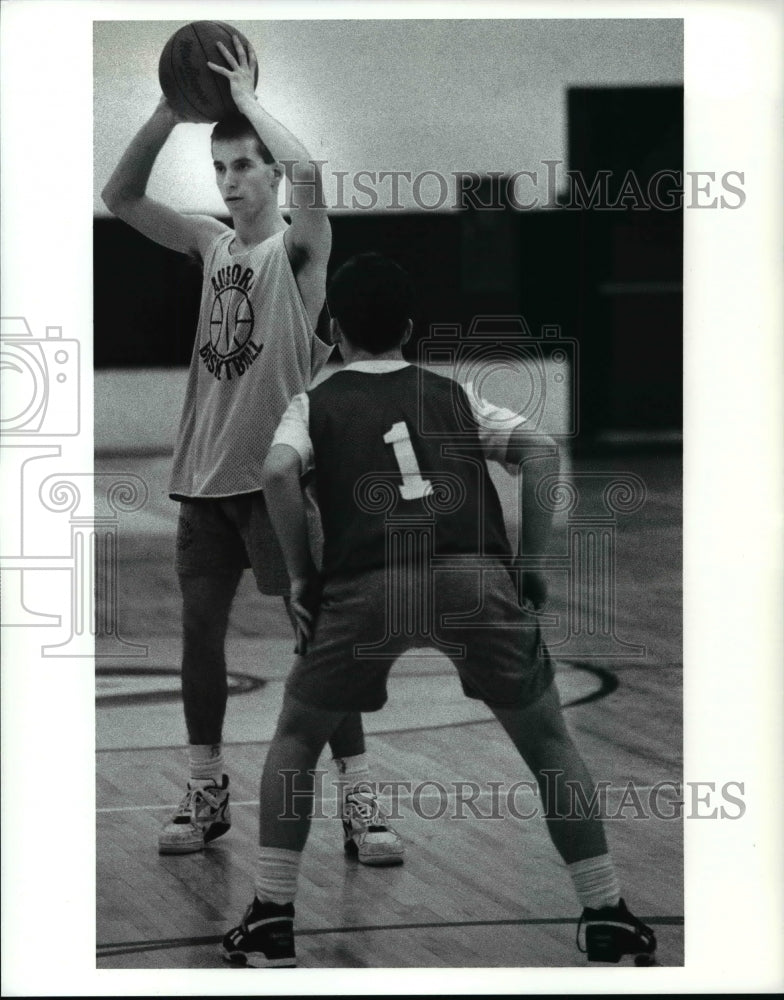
[169,228,333,499]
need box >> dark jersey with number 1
[307,366,514,580]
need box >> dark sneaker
[157,775,231,854]
[577,897,657,965]
[221,898,296,968]
[342,789,404,866]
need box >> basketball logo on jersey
[199,264,263,381]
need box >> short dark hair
[211,114,275,164]
[327,253,414,354]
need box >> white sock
[188,743,223,785]
[254,847,302,906]
[568,854,621,910]
[333,752,373,800]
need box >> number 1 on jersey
[383,421,433,500]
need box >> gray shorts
[285,562,554,712]
[174,492,290,595]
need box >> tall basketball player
[101,35,403,865]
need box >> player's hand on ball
[521,570,548,611]
[155,94,191,125]
[208,35,258,111]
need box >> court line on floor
[96,715,505,755]
[96,661,622,755]
[97,784,680,814]
[97,914,684,959]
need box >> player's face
[212,137,279,215]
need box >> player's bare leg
[259,693,347,852]
[491,682,607,863]
[491,683,656,963]
[158,571,241,854]
[222,692,402,968]
[281,595,366,759]
[325,708,365,759]
[222,692,345,967]
[281,597,404,865]
[180,571,243,745]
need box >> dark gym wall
[566,86,683,438]
[93,210,573,365]
[94,86,683,444]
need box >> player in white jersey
[220,254,657,969]
[101,35,402,864]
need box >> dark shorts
[174,492,290,596]
[285,562,554,712]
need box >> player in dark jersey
[101,36,401,863]
[221,254,657,968]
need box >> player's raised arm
[208,36,331,267]
[101,96,228,259]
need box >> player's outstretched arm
[506,429,560,557]
[466,383,559,561]
[261,443,320,652]
[506,429,560,608]
[208,37,331,268]
[101,97,227,259]
[465,379,559,608]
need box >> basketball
[158,21,259,124]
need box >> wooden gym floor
[95,448,683,970]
